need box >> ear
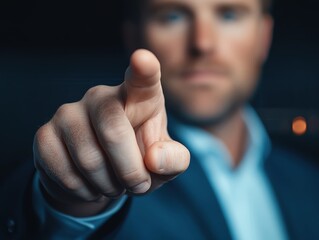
[259,15,274,63]
[122,21,139,54]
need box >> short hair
[121,0,273,22]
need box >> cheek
[221,27,261,90]
[143,26,187,76]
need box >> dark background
[1,0,319,180]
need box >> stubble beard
[165,90,246,128]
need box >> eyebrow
[215,3,252,14]
[145,2,192,15]
[144,0,254,15]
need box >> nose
[189,16,216,56]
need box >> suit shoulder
[267,144,319,181]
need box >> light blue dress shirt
[169,106,288,240]
[33,106,288,239]
[32,173,127,239]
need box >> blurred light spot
[292,116,307,136]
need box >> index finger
[123,49,162,103]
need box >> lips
[181,69,227,84]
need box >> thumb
[123,49,162,104]
[144,140,190,176]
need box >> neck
[203,108,248,168]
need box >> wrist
[40,183,112,217]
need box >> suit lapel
[264,146,319,240]
[168,122,232,239]
[173,154,232,240]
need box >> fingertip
[129,181,151,194]
[144,142,166,174]
[130,49,160,79]
[145,141,190,175]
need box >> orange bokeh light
[292,116,307,136]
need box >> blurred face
[136,0,272,124]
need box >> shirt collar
[168,106,271,171]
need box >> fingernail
[130,181,150,194]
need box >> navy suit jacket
[1,146,319,239]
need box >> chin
[164,85,247,127]
[167,101,241,127]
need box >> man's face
[135,0,272,124]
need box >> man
[1,0,319,239]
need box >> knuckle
[95,105,130,145]
[96,99,122,121]
[53,104,85,138]
[77,150,104,173]
[56,103,86,127]
[55,103,75,120]
[102,121,130,146]
[33,124,57,163]
[34,124,52,144]
[90,97,130,146]
[85,86,103,99]
[84,85,113,101]
[63,121,85,144]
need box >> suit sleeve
[0,159,131,239]
[32,172,128,239]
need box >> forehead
[143,0,261,9]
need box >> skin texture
[139,0,272,123]
[135,0,273,165]
[33,0,272,217]
[34,50,190,216]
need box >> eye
[218,8,241,22]
[155,9,187,24]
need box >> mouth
[181,70,227,84]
